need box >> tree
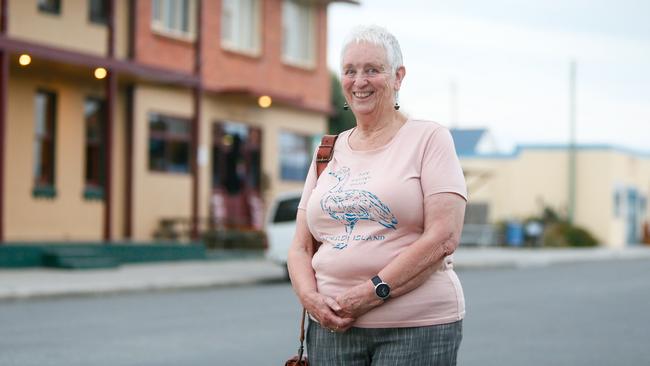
[328,72,356,134]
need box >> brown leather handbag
[285,134,338,366]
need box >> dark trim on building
[191,86,201,240]
[108,0,115,58]
[190,0,203,240]
[124,85,134,238]
[0,35,199,88]
[0,53,6,243]
[0,0,8,243]
[124,0,135,239]
[128,0,136,60]
[0,0,6,34]
[204,86,333,115]
[104,72,116,241]
[103,0,116,241]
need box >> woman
[287,25,467,366]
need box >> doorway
[211,121,263,229]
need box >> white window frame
[221,0,262,56]
[151,0,196,41]
[282,0,317,69]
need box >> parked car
[265,191,302,280]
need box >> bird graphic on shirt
[320,167,398,249]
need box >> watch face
[376,283,390,298]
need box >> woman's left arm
[334,192,466,318]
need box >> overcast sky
[327,0,650,153]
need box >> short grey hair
[340,25,404,75]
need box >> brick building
[0,0,357,244]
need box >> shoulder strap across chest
[316,134,338,178]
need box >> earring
[394,102,400,110]
[343,102,349,110]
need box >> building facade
[460,145,650,248]
[0,0,356,243]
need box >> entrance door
[211,121,263,229]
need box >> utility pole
[568,60,577,224]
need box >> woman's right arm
[287,210,355,331]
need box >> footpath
[1,246,650,301]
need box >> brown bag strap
[315,134,338,177]
[296,134,338,360]
[311,134,338,255]
[297,308,306,362]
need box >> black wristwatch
[371,275,390,300]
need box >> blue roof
[450,128,487,156]
[459,143,650,160]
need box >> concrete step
[43,247,120,269]
[47,256,120,269]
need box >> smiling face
[341,42,404,117]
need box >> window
[38,0,61,14]
[151,0,196,39]
[273,197,300,223]
[614,189,622,218]
[149,114,191,173]
[282,0,316,67]
[279,131,313,181]
[89,0,108,25]
[221,0,261,54]
[84,98,105,198]
[33,90,57,197]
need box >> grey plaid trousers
[306,319,463,366]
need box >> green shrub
[543,222,598,247]
[565,225,598,247]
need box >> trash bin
[505,221,524,247]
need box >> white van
[265,191,302,279]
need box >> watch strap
[371,275,383,286]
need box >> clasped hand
[305,282,379,333]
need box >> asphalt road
[1,259,649,366]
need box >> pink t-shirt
[298,119,467,328]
